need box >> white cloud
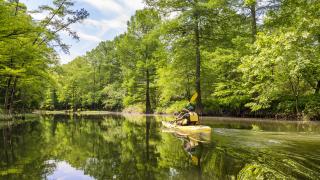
[80,0,144,15]
[21,0,145,64]
[77,31,101,42]
[30,12,48,21]
[80,15,129,35]
[73,0,145,41]
[59,52,78,64]
[80,0,125,14]
[119,0,145,10]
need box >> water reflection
[162,124,212,180]
[0,115,319,179]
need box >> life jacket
[189,112,199,122]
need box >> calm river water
[0,115,320,179]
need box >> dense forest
[1,0,320,120]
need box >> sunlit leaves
[240,0,320,114]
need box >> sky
[20,0,145,64]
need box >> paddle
[190,92,198,104]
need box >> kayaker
[176,103,195,119]
[175,105,199,126]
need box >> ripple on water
[210,127,320,179]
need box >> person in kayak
[176,103,195,118]
[175,105,199,126]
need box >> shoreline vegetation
[1,1,320,121]
[35,110,319,121]
[0,110,312,121]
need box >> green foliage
[102,84,124,111]
[0,0,88,114]
[303,95,320,120]
[244,0,256,6]
[42,0,319,119]
[239,0,320,118]
[2,0,320,119]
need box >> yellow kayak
[162,121,212,142]
[162,121,211,133]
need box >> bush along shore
[33,109,317,121]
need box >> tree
[240,0,320,118]
[146,0,209,112]
[118,9,161,114]
[0,0,88,114]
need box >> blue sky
[20,0,144,64]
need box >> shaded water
[0,115,320,179]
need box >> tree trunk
[317,36,320,94]
[194,10,202,113]
[295,94,299,119]
[98,61,102,89]
[14,0,19,16]
[186,75,191,100]
[146,69,152,114]
[72,85,76,113]
[4,77,12,114]
[295,77,300,119]
[92,64,96,110]
[250,4,257,42]
[315,80,320,94]
[8,77,18,114]
[4,57,13,115]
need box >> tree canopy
[1,0,320,120]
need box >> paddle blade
[190,92,198,103]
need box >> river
[0,115,319,179]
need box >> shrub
[203,99,222,115]
[303,96,320,121]
[277,100,295,114]
[122,103,145,114]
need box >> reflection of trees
[158,129,256,179]
[39,115,162,179]
[201,146,246,179]
[113,116,161,179]
[0,120,56,179]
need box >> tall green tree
[118,9,161,113]
[145,0,210,112]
